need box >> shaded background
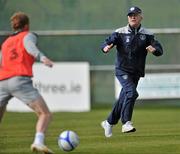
[0,0,179,30]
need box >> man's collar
[127,24,141,33]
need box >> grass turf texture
[0,104,180,154]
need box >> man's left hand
[146,45,156,53]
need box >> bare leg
[29,96,54,153]
[28,96,52,133]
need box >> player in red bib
[0,12,54,154]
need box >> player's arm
[146,35,163,56]
[101,32,118,53]
[23,32,53,67]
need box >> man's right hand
[103,44,113,53]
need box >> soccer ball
[58,130,79,152]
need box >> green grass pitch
[0,104,180,154]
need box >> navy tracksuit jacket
[101,24,163,124]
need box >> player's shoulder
[24,32,38,39]
[27,32,38,37]
[139,27,154,35]
[115,26,129,34]
[23,32,38,44]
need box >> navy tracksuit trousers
[107,73,140,125]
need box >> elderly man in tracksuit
[101,6,163,137]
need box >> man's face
[128,13,142,28]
